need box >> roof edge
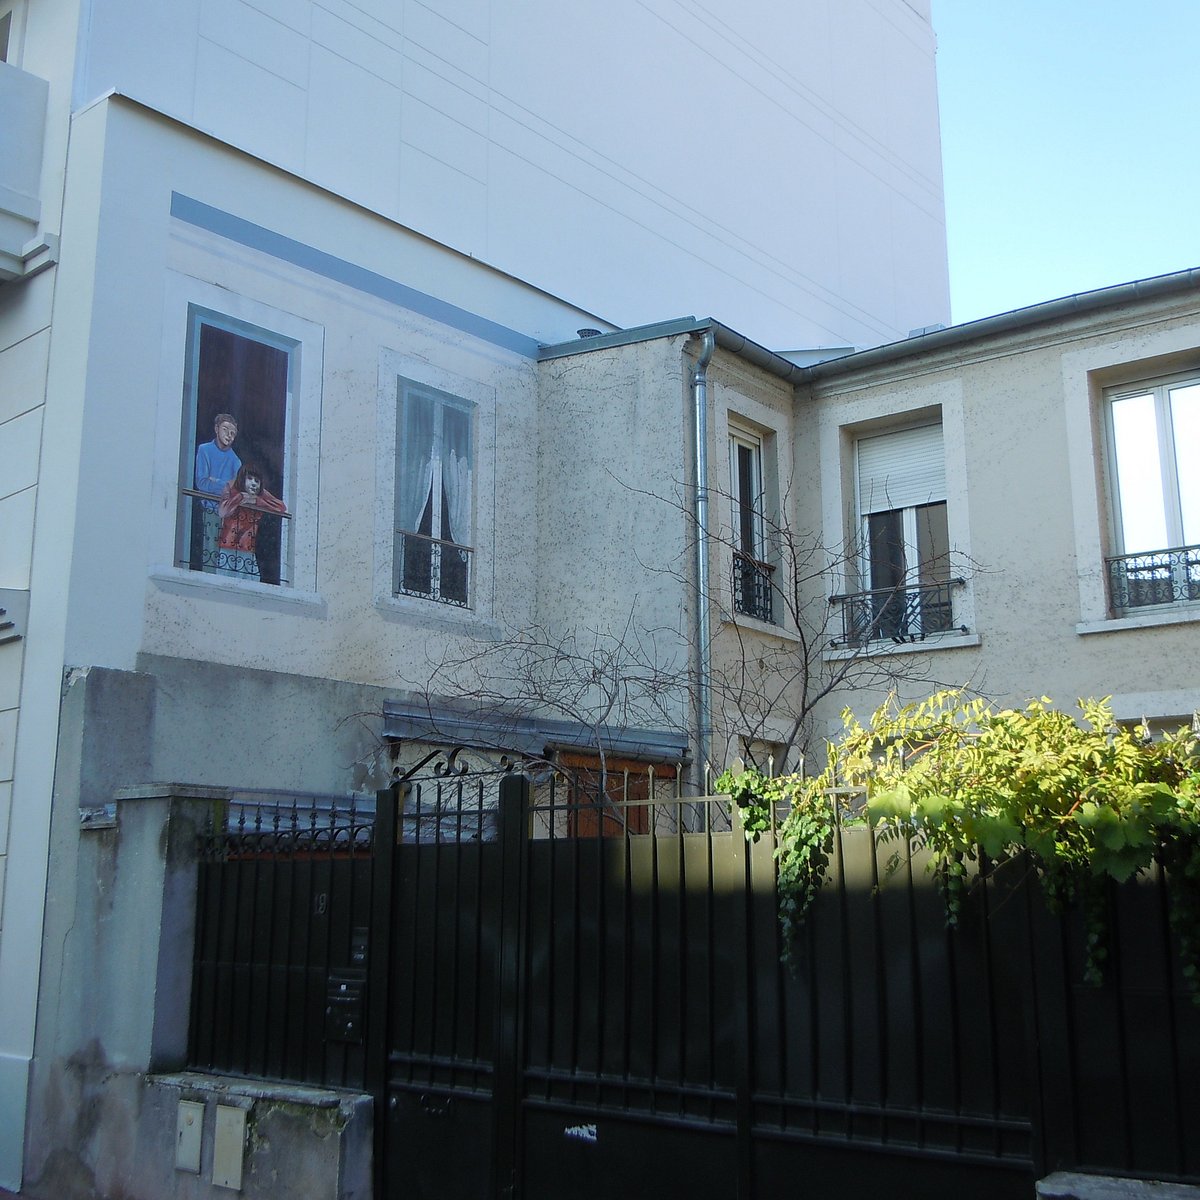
[800,267,1200,382]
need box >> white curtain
[443,448,472,548]
[440,404,472,547]
[398,391,435,532]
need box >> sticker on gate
[563,1123,598,1144]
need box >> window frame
[849,419,955,644]
[152,274,324,603]
[174,306,299,587]
[728,422,775,624]
[1103,369,1200,614]
[393,378,476,609]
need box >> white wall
[71,0,950,351]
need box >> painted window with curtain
[395,381,474,607]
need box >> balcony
[0,60,53,282]
[830,578,965,648]
[732,551,774,624]
[1106,544,1200,614]
[396,530,472,607]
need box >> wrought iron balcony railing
[830,578,965,648]
[1106,544,1200,614]
[177,488,292,585]
[396,529,473,607]
[732,551,774,624]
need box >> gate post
[492,773,530,1199]
[729,799,756,1200]
[367,782,399,1200]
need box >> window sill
[720,611,804,645]
[1077,605,1200,636]
[150,566,326,613]
[375,592,500,638]
[824,631,982,662]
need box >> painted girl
[217,463,287,580]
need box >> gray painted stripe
[170,192,541,359]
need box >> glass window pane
[1170,383,1200,545]
[868,510,905,591]
[916,501,950,584]
[1111,392,1168,553]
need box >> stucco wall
[799,293,1200,742]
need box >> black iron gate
[371,769,1076,1200]
[187,772,1200,1197]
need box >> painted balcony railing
[830,577,965,647]
[177,488,291,586]
[1106,544,1200,614]
[395,529,473,607]
[732,551,774,623]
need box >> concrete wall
[60,0,949,350]
[21,662,376,1196]
[799,289,1200,742]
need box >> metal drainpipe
[691,329,716,789]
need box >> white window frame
[1103,370,1200,614]
[728,422,775,624]
[848,418,955,645]
[374,349,497,627]
[394,379,475,608]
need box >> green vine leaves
[718,690,1200,993]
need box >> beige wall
[799,291,1200,745]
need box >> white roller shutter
[856,423,945,515]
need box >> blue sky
[933,2,1200,326]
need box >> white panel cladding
[0,408,41,501]
[71,0,949,351]
[0,325,47,426]
[856,421,945,514]
[0,491,34,590]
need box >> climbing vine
[721,690,1200,992]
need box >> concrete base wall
[20,660,391,1198]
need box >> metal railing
[830,577,964,647]
[1106,543,1200,613]
[395,529,473,607]
[188,790,377,1090]
[732,550,774,623]
[177,488,291,585]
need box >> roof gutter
[540,316,807,384]
[799,266,1200,382]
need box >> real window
[176,309,296,586]
[395,381,474,607]
[1105,373,1200,612]
[729,428,774,623]
[846,421,953,644]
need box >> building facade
[9,1,1199,1197]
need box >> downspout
[691,329,716,788]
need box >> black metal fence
[188,790,377,1089]
[186,764,1200,1198]
[733,551,774,624]
[1106,543,1200,612]
[831,577,963,646]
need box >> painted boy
[194,413,241,570]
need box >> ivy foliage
[719,691,1200,991]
